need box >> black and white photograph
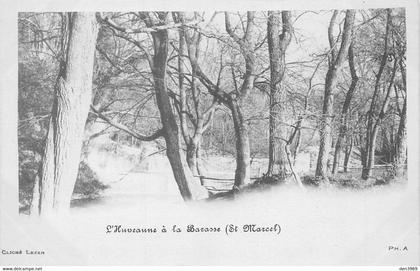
[0,0,419,268]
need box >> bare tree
[99,12,208,200]
[332,42,359,174]
[361,9,395,180]
[315,10,356,181]
[392,56,406,178]
[138,12,209,199]
[179,12,257,188]
[173,23,216,176]
[390,11,406,179]
[266,11,293,178]
[31,13,99,215]
[343,135,354,172]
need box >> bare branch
[90,105,163,141]
[100,13,202,34]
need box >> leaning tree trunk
[315,10,355,180]
[150,29,194,201]
[31,13,99,215]
[332,42,358,174]
[266,11,292,178]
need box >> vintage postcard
[0,0,419,268]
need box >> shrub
[73,161,109,198]
[19,160,109,213]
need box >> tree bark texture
[31,13,99,215]
[180,12,256,188]
[230,100,251,188]
[392,58,407,178]
[392,97,407,178]
[392,56,407,178]
[343,136,354,172]
[332,42,358,174]
[150,28,194,201]
[361,9,393,180]
[176,24,216,177]
[148,13,208,200]
[224,11,256,188]
[362,57,398,179]
[266,11,292,178]
[315,10,355,180]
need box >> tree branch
[90,105,163,141]
[100,13,202,34]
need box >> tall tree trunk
[362,60,398,179]
[177,25,195,175]
[184,115,214,177]
[343,136,354,172]
[150,28,194,201]
[186,142,199,175]
[332,42,358,174]
[267,11,292,178]
[196,142,204,178]
[31,13,99,215]
[230,100,251,187]
[392,98,407,178]
[175,22,215,178]
[315,67,336,179]
[98,12,208,200]
[362,9,392,180]
[315,10,355,180]
[392,55,407,178]
[179,12,256,189]
[225,12,256,188]
[362,61,397,180]
[292,129,301,164]
[362,125,379,179]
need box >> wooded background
[18,9,407,215]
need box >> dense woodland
[18,9,407,215]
